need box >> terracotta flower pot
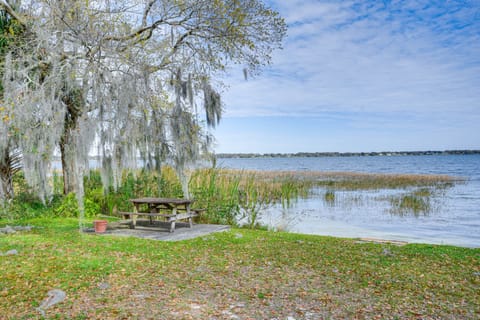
[94,220,107,233]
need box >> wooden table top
[129,197,194,205]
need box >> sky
[212,0,480,154]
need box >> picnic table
[120,197,200,232]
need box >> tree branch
[142,0,156,27]
[0,0,27,27]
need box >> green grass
[1,218,479,319]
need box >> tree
[0,0,286,207]
[0,2,25,202]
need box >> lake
[217,155,480,248]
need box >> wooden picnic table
[121,197,197,232]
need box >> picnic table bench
[119,197,203,233]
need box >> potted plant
[93,220,108,233]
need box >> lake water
[217,155,480,248]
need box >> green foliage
[84,188,102,218]
[0,6,26,94]
[0,172,50,220]
[190,167,240,225]
[0,194,49,220]
[52,171,64,195]
[237,174,271,229]
[53,193,79,218]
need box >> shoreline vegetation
[215,149,480,158]
[1,166,462,228]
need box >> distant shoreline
[51,150,480,162]
[216,150,480,159]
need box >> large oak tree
[0,0,286,207]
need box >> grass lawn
[1,218,479,319]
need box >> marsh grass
[390,194,431,216]
[388,188,437,216]
[324,190,336,205]
[199,169,459,216]
[189,168,313,226]
[2,166,462,223]
[309,171,458,190]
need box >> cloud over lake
[216,0,480,153]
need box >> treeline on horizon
[216,150,480,159]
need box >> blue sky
[212,0,480,153]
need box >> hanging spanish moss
[94,66,149,192]
[0,0,286,221]
[202,79,223,128]
[3,50,66,204]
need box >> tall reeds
[3,165,462,223]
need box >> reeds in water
[188,168,461,223]
[6,165,461,223]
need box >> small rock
[229,302,245,310]
[287,317,297,320]
[382,248,394,256]
[97,282,110,290]
[37,289,66,316]
[13,226,33,231]
[222,310,240,319]
[5,249,18,256]
[0,226,16,234]
[0,225,34,234]
[234,233,243,239]
[473,272,480,277]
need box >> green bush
[53,192,79,218]
[0,196,48,220]
[189,167,240,225]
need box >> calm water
[218,155,480,247]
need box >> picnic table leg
[131,215,137,229]
[169,207,177,233]
[149,205,157,225]
[130,204,138,229]
[187,204,193,228]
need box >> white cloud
[222,0,480,122]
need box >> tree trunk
[60,86,83,195]
[0,147,22,201]
[60,128,78,195]
[0,171,14,201]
